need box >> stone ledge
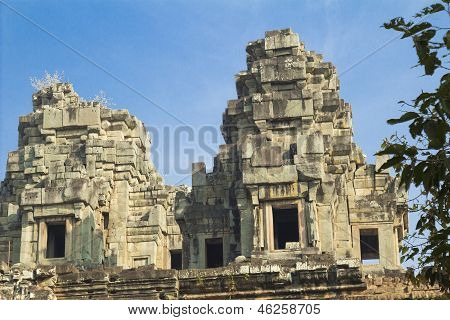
[1,261,443,300]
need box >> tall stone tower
[0,83,182,268]
[177,29,408,271]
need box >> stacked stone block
[0,83,182,269]
[177,28,407,271]
[0,260,442,300]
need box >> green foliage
[378,1,450,291]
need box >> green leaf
[383,17,411,32]
[378,155,404,171]
[414,3,445,18]
[375,143,406,155]
[413,31,441,76]
[401,246,409,255]
[416,217,424,230]
[399,165,413,190]
[445,157,450,171]
[423,166,433,192]
[409,118,424,138]
[413,161,427,185]
[423,51,441,75]
[401,22,432,38]
[444,30,450,50]
[423,119,447,149]
[438,73,450,116]
[387,112,419,125]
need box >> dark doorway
[46,224,65,258]
[206,238,223,268]
[170,250,182,270]
[273,207,299,249]
[360,229,380,264]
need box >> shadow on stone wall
[0,259,443,300]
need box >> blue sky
[0,1,443,184]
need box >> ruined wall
[0,261,442,300]
[0,83,182,269]
[177,29,408,270]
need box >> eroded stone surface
[1,29,411,298]
[176,28,408,272]
[0,83,185,269]
[0,262,442,300]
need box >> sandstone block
[251,146,282,167]
[265,29,300,50]
[21,188,42,205]
[296,154,324,180]
[252,101,273,120]
[297,131,324,155]
[243,165,297,184]
[43,109,63,129]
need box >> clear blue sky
[0,0,442,184]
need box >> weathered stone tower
[176,29,408,271]
[0,83,182,268]
[0,29,408,275]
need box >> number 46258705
[257,303,320,315]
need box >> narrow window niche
[273,207,299,249]
[46,224,66,258]
[360,228,380,265]
[170,250,182,270]
[205,238,223,268]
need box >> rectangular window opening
[90,227,94,259]
[360,228,380,265]
[206,238,223,268]
[273,207,299,250]
[46,224,66,258]
[170,250,182,270]
[102,212,109,230]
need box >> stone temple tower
[0,83,182,269]
[0,29,408,275]
[176,28,408,271]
